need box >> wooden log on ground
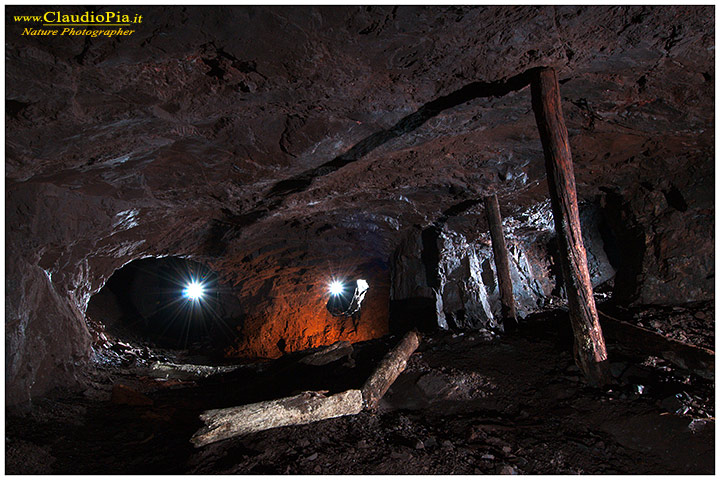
[362,330,421,409]
[530,67,611,386]
[191,389,363,447]
[299,340,353,366]
[598,312,714,380]
[484,194,517,328]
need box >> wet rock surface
[5,306,714,474]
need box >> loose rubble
[6,307,713,474]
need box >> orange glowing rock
[225,270,389,360]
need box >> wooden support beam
[530,67,611,386]
[190,389,363,447]
[484,194,517,328]
[361,330,421,409]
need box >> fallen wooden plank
[362,330,421,409]
[191,332,421,447]
[299,341,353,366]
[598,312,714,380]
[190,389,363,447]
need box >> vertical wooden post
[484,194,517,329]
[530,67,610,386]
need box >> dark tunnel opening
[87,257,239,352]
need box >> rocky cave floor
[6,301,714,475]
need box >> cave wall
[600,166,715,305]
[6,255,91,405]
[223,261,390,359]
[391,181,714,334]
[390,200,618,330]
[6,6,713,405]
[5,177,214,404]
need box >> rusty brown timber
[530,67,611,386]
[484,194,517,326]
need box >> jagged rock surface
[390,201,617,330]
[6,6,714,404]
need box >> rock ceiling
[5,5,714,403]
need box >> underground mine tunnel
[5,5,715,475]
